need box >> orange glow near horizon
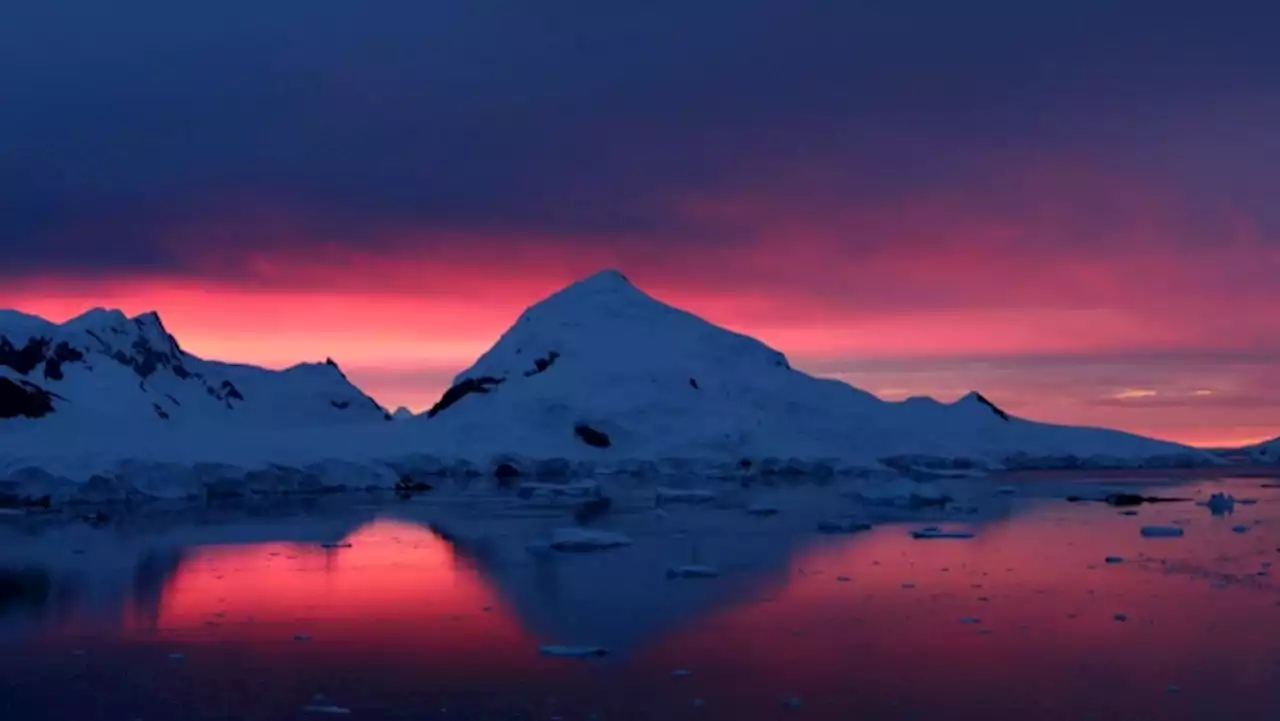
[1,163,1276,447]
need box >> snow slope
[416,270,1210,471]
[0,271,1217,503]
[0,308,388,429]
[1242,436,1280,464]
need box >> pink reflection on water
[638,488,1280,719]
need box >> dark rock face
[524,351,561,377]
[0,336,49,375]
[152,403,170,420]
[494,462,522,481]
[971,392,1010,421]
[330,400,350,410]
[42,342,85,380]
[219,380,245,401]
[427,376,505,417]
[574,424,611,448]
[0,378,56,419]
[689,378,700,389]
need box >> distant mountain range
[0,270,1234,504]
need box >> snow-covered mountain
[416,270,1208,470]
[0,270,1217,504]
[0,308,389,428]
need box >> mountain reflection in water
[0,476,1277,720]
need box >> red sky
[3,160,1277,448]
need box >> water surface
[1,474,1278,720]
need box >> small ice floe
[693,698,706,708]
[1119,510,1139,516]
[549,528,632,552]
[959,616,981,624]
[168,653,185,660]
[1202,492,1236,516]
[671,669,692,678]
[319,542,352,549]
[71,649,87,656]
[911,526,975,540]
[782,697,803,709]
[746,500,781,516]
[1113,613,1128,622]
[995,485,1017,495]
[303,695,351,714]
[667,564,721,579]
[482,605,493,612]
[1232,525,1250,534]
[1238,498,1258,505]
[1105,556,1125,564]
[539,645,609,658]
[0,508,24,516]
[1140,526,1185,538]
[1167,684,1182,694]
[902,582,916,589]
[817,517,871,534]
[293,634,312,642]
[517,481,601,500]
[836,576,851,582]
[656,487,715,504]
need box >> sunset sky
[3,2,1277,446]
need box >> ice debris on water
[1140,526,1184,538]
[1232,525,1250,534]
[1114,613,1128,622]
[667,564,721,579]
[319,542,352,549]
[960,617,981,624]
[817,517,871,534]
[911,526,975,539]
[168,653,185,659]
[303,696,351,715]
[656,487,715,504]
[996,485,1017,495]
[1105,556,1125,564]
[1202,493,1236,516]
[836,575,851,582]
[746,499,781,516]
[1238,498,1258,505]
[782,697,803,709]
[539,645,610,658]
[671,669,692,678]
[294,634,312,641]
[1167,684,1182,694]
[548,528,632,552]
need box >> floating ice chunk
[782,697,803,709]
[549,528,632,552]
[1114,613,1128,622]
[656,488,715,504]
[746,500,781,516]
[1238,498,1258,505]
[902,582,916,589]
[1119,510,1139,516]
[303,696,351,714]
[836,576,851,582]
[817,517,871,534]
[667,564,721,579]
[168,652,185,659]
[1202,493,1236,515]
[319,542,352,549]
[671,669,692,678]
[1105,556,1125,564]
[1167,684,1181,694]
[0,508,24,516]
[995,485,1017,495]
[294,634,312,641]
[1232,525,1250,534]
[516,481,601,499]
[959,616,981,624]
[911,526,975,540]
[539,645,610,658]
[1140,526,1185,538]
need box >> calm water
[1,474,1278,720]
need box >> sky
[2,1,1278,447]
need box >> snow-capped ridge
[0,307,387,426]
